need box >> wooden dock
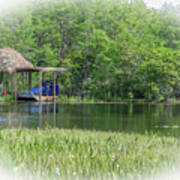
[18,91,58,102]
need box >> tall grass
[0,129,179,179]
[0,95,13,101]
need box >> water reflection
[25,103,58,114]
[0,102,58,129]
[0,103,180,136]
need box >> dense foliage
[0,0,180,101]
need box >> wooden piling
[0,73,4,94]
[53,72,56,102]
[14,72,17,101]
[11,74,13,96]
[28,72,32,90]
[39,71,42,102]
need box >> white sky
[0,0,21,13]
[144,0,180,8]
[0,0,179,12]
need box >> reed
[0,128,179,179]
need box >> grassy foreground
[0,129,179,179]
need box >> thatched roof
[0,47,66,74]
[0,47,34,74]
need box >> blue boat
[18,80,59,101]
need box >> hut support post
[53,72,56,102]
[0,83,3,94]
[42,72,46,95]
[4,73,6,92]
[28,72,32,90]
[39,71,42,102]
[8,73,10,93]
[0,73,3,94]
[14,72,17,101]
[11,74,13,96]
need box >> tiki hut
[0,47,66,102]
[0,47,34,74]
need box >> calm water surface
[0,102,180,136]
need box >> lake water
[0,102,180,136]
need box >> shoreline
[0,99,180,105]
[1,95,180,105]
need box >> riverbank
[58,96,147,104]
[0,95,13,102]
[0,95,145,104]
[1,95,180,105]
[58,96,180,104]
[0,128,179,179]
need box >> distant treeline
[0,0,180,101]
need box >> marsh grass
[0,129,179,179]
[0,95,13,101]
[58,95,147,104]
